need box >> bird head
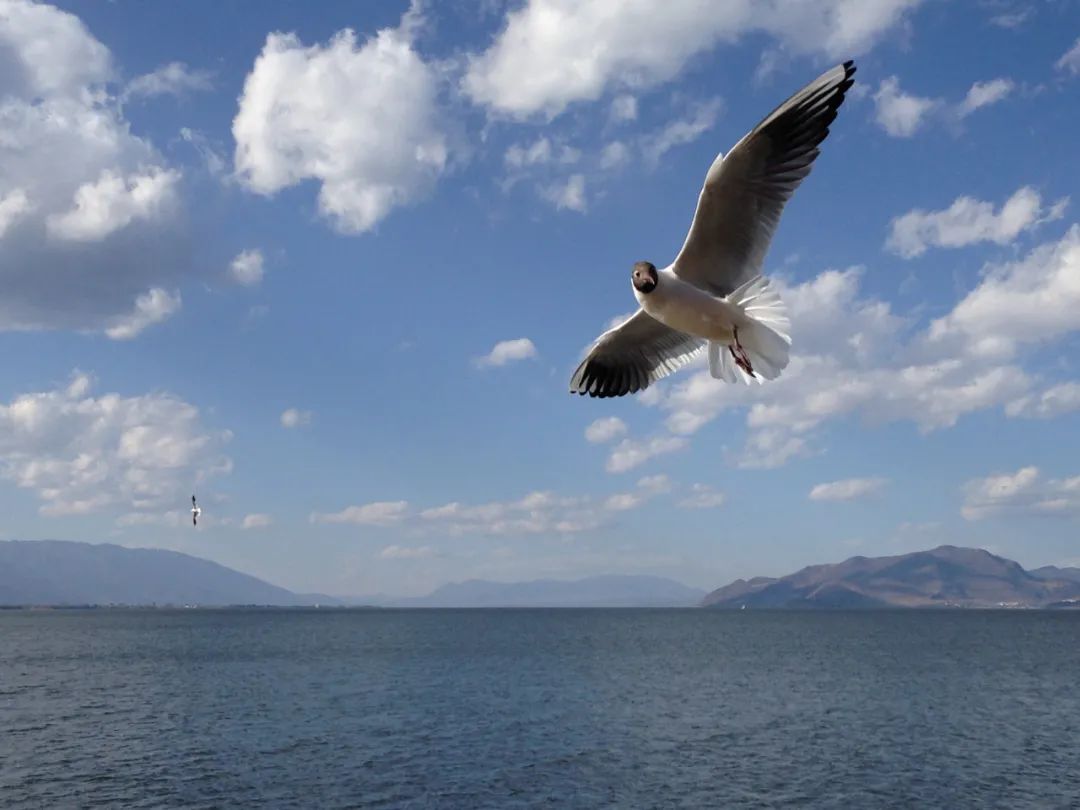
[631,261,658,294]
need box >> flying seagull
[570,61,856,398]
[191,494,201,527]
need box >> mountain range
[0,540,702,607]
[702,545,1080,609]
[4,540,1078,609]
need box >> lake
[2,609,1079,808]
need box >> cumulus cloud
[1006,382,1080,419]
[0,372,231,518]
[678,483,726,509]
[610,94,638,122]
[606,435,686,473]
[809,477,886,501]
[642,98,722,165]
[311,501,410,526]
[887,186,1067,258]
[927,224,1080,358]
[463,0,921,118]
[104,288,182,340]
[540,174,587,212]
[956,78,1015,117]
[585,416,627,444]
[1057,37,1080,76]
[653,257,1047,469]
[0,0,190,336]
[474,338,538,368]
[229,249,265,286]
[962,466,1080,520]
[242,513,273,529]
[280,408,312,428]
[873,75,1014,137]
[233,5,451,233]
[122,61,213,101]
[379,544,435,560]
[873,76,941,137]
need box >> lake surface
[2,609,1079,808]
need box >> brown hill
[702,546,1080,609]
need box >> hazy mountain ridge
[381,575,706,607]
[0,540,307,607]
[703,546,1080,609]
[0,541,702,607]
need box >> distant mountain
[385,575,706,608]
[0,540,312,607]
[702,546,1080,609]
[1029,565,1080,584]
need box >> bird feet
[730,328,756,377]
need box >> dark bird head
[631,261,658,294]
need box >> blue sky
[1,0,1079,596]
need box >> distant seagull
[570,61,856,397]
[191,494,201,527]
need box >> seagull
[191,494,201,527]
[570,61,856,398]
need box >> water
[2,609,1079,808]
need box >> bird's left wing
[672,61,856,295]
[570,309,705,398]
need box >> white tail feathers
[709,275,792,385]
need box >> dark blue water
[2,609,1079,808]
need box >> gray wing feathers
[673,61,856,295]
[569,310,705,398]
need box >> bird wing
[671,61,856,295]
[569,309,705,398]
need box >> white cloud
[540,174,587,212]
[927,224,1080,358]
[229,249,265,286]
[242,513,273,529]
[599,141,631,170]
[0,189,32,237]
[0,372,231,518]
[1006,382,1080,419]
[956,78,1015,117]
[585,416,627,444]
[887,186,1067,258]
[873,76,940,137]
[989,9,1030,29]
[504,137,580,169]
[104,288,181,340]
[604,492,642,511]
[809,477,886,501]
[1057,36,1080,76]
[636,474,672,494]
[280,408,312,428]
[233,6,451,233]
[610,94,638,122]
[122,61,213,101]
[606,435,686,473]
[463,0,920,118]
[962,466,1080,520]
[474,337,538,368]
[654,259,1049,469]
[642,98,722,165]
[419,491,601,536]
[873,75,1014,137]
[678,483,726,509]
[46,167,180,242]
[379,544,435,560]
[311,501,410,526]
[0,1,191,336]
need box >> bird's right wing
[569,310,705,398]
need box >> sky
[1,0,1079,597]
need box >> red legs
[730,327,756,377]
